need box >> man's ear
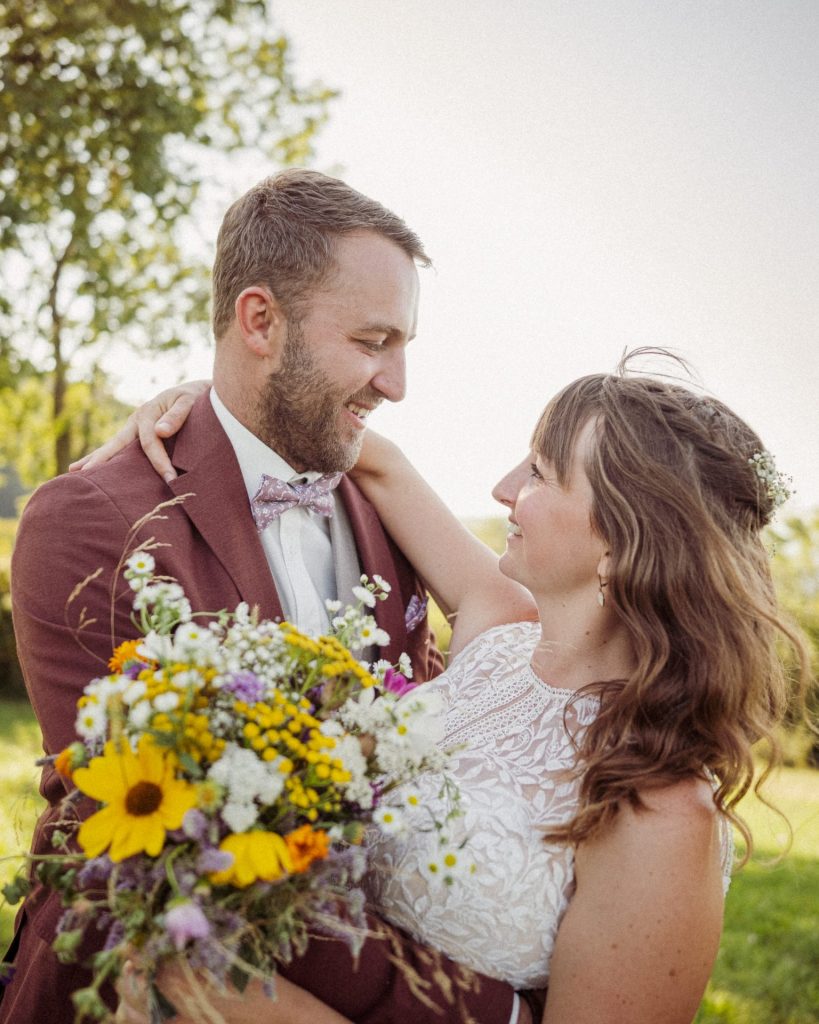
[234,286,287,360]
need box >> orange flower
[108,639,148,673]
[54,743,86,779]
[284,824,330,874]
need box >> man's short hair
[211,169,430,339]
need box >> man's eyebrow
[356,321,415,340]
[357,321,398,334]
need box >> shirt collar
[210,388,324,501]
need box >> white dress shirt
[211,389,341,636]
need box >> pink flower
[164,901,211,950]
[382,668,418,698]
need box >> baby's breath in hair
[748,450,793,510]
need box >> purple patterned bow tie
[250,473,342,530]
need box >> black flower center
[125,781,163,816]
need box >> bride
[108,359,807,1023]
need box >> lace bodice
[365,620,733,990]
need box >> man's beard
[254,322,369,473]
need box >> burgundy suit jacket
[0,395,516,1024]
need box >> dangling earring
[597,574,608,607]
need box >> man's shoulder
[20,442,170,530]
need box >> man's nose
[372,348,407,403]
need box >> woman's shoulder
[578,777,722,879]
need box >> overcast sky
[128,0,819,517]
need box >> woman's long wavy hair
[534,353,812,859]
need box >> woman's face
[492,419,607,603]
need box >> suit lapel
[167,395,284,622]
[337,476,408,663]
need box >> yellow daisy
[209,832,294,888]
[74,736,197,862]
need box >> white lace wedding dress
[364,620,733,990]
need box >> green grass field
[1,700,817,1022]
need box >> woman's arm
[351,431,536,655]
[541,779,725,1024]
[70,379,537,653]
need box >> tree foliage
[0,0,336,476]
[768,512,819,763]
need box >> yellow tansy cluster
[138,665,226,765]
[282,626,378,689]
[234,691,352,823]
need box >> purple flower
[196,847,234,874]
[103,920,125,951]
[164,901,211,951]
[77,855,114,887]
[382,668,418,698]
[224,671,266,704]
[404,594,428,633]
[182,808,209,842]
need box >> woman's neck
[531,596,635,691]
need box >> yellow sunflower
[74,736,197,862]
[209,832,294,888]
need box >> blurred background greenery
[1,3,817,1021]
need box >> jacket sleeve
[12,473,136,760]
[9,472,140,953]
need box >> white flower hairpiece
[748,450,793,510]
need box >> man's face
[255,230,420,473]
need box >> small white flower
[373,659,392,679]
[153,691,180,712]
[373,804,406,835]
[397,652,413,679]
[352,586,377,609]
[128,700,152,730]
[319,719,344,738]
[171,669,204,691]
[325,599,342,613]
[372,574,391,594]
[138,633,174,662]
[122,680,147,706]
[76,700,107,742]
[221,801,258,834]
[126,552,155,577]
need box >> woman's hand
[70,379,210,483]
[114,960,154,1024]
[115,957,354,1024]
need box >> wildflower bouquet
[2,553,462,1022]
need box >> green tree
[769,511,819,759]
[0,368,130,487]
[0,0,336,477]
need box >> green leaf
[1,875,31,905]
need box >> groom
[2,172,531,1024]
